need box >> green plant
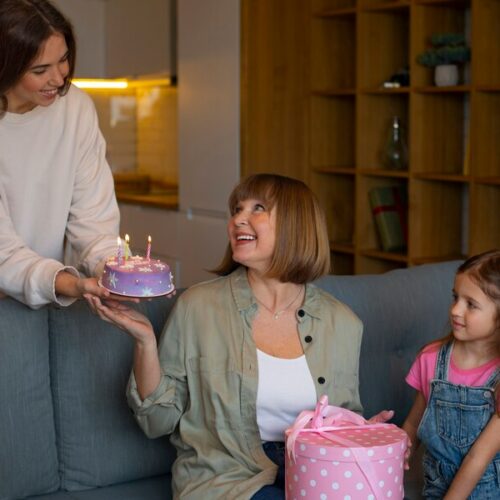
[417,33,470,67]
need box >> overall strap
[434,341,453,380]
[485,365,499,388]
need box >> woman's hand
[85,295,155,345]
[367,409,394,424]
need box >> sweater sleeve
[64,92,120,278]
[0,192,79,308]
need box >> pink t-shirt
[406,343,499,403]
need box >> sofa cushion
[29,474,171,500]
[0,298,60,499]
[315,260,461,425]
[49,298,178,491]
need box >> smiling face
[450,272,498,347]
[5,33,69,113]
[228,198,277,274]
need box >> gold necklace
[253,285,304,320]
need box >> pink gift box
[285,397,408,500]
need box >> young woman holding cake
[0,0,119,309]
[403,250,500,499]
[89,173,393,499]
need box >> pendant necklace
[254,285,304,320]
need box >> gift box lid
[287,425,407,462]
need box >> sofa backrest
[48,298,179,492]
[315,260,461,425]
[0,298,60,500]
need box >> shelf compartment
[472,0,500,87]
[410,179,466,260]
[469,183,500,254]
[312,0,356,15]
[357,94,409,169]
[310,95,355,168]
[358,9,409,89]
[361,1,411,12]
[412,3,470,88]
[469,92,500,177]
[411,92,468,175]
[311,15,356,91]
[311,171,355,248]
[356,175,408,254]
[331,251,355,276]
[355,255,407,275]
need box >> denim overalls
[417,342,500,499]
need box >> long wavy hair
[0,0,76,116]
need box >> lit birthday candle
[116,236,123,265]
[146,235,152,260]
[124,234,131,260]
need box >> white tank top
[256,349,317,442]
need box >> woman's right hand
[85,295,155,345]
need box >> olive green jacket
[127,266,363,499]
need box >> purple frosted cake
[100,255,174,297]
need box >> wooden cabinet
[242,0,500,275]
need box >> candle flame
[125,234,130,243]
[117,236,121,245]
[148,235,152,243]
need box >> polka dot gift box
[285,396,409,500]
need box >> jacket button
[318,377,325,384]
[305,335,312,343]
[298,309,305,317]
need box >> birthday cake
[100,255,174,297]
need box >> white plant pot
[434,64,459,87]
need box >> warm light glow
[125,234,130,243]
[148,235,152,243]
[73,77,172,90]
[117,236,122,245]
[73,79,128,89]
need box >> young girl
[403,250,500,499]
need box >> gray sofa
[0,260,461,500]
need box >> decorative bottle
[383,116,408,170]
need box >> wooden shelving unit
[241,0,500,275]
[308,0,500,274]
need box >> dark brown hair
[0,0,76,115]
[213,173,331,284]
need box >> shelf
[242,0,500,275]
[330,242,355,254]
[413,172,470,183]
[413,85,471,94]
[312,166,356,175]
[362,1,411,13]
[357,168,409,178]
[359,249,409,263]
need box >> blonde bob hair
[214,173,331,283]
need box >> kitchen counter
[116,192,178,210]
[114,173,178,210]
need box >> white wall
[52,0,106,77]
[119,0,241,288]
[178,0,241,214]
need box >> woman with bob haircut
[89,174,387,499]
[0,0,120,308]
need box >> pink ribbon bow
[286,395,387,461]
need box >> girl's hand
[367,409,394,424]
[85,295,155,345]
